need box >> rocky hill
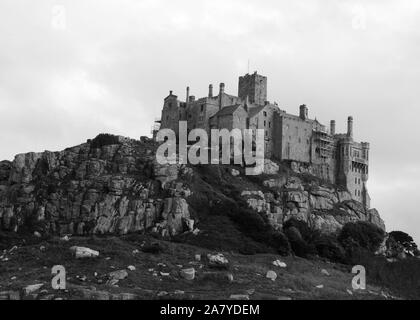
[7,134,420,301]
[0,134,384,244]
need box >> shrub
[90,134,120,149]
[388,231,419,256]
[266,230,291,256]
[283,218,346,261]
[227,203,291,255]
[283,218,320,258]
[338,221,385,253]
[350,251,420,299]
[283,218,314,241]
[313,233,346,263]
[284,226,316,258]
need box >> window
[355,177,357,184]
[269,122,271,128]
[201,104,204,112]
[264,120,266,126]
[358,178,361,184]
[298,137,301,143]
[263,111,267,117]
[355,190,357,196]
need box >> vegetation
[338,221,385,253]
[388,230,419,256]
[90,134,120,149]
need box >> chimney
[347,116,353,138]
[330,120,336,135]
[299,104,308,120]
[219,83,225,110]
[169,90,173,95]
[208,84,213,98]
[186,86,190,104]
[244,95,249,112]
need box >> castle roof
[248,105,266,118]
[211,104,242,117]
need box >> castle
[158,72,370,208]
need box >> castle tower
[238,71,267,106]
[299,104,308,120]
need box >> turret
[299,104,308,120]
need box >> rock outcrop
[242,175,385,234]
[0,134,384,238]
[0,135,194,237]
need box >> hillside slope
[0,232,397,300]
[0,134,384,245]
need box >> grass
[0,231,394,300]
[348,250,420,299]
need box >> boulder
[70,246,99,259]
[109,270,128,281]
[321,269,330,276]
[207,253,229,268]
[272,260,287,268]
[263,159,279,175]
[180,268,195,280]
[23,284,44,295]
[266,270,277,281]
[230,169,240,177]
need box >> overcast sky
[0,0,419,242]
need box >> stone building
[158,72,371,208]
